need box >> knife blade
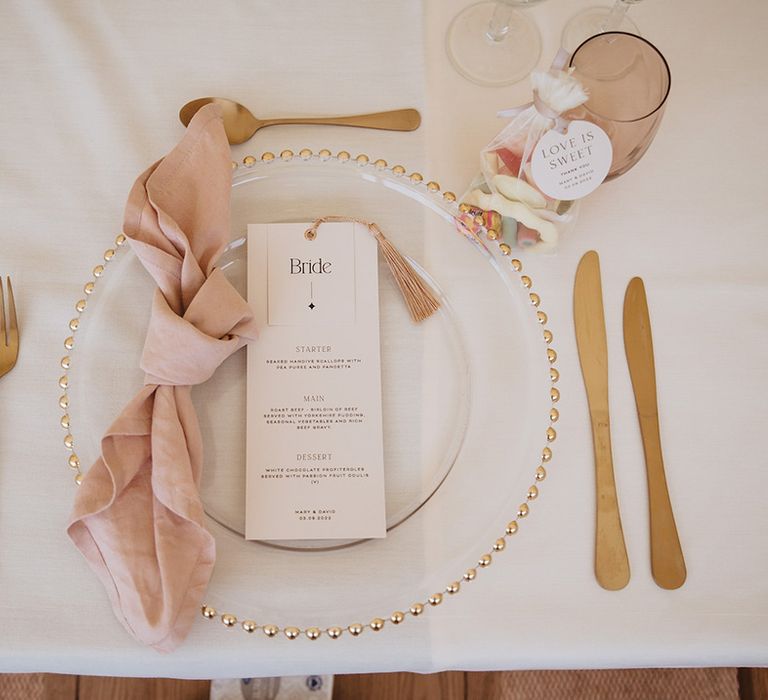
[623,277,686,589]
[574,251,630,590]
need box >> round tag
[531,120,612,200]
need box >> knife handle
[638,412,687,589]
[591,412,631,590]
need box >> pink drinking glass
[567,32,671,179]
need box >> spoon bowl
[179,97,421,145]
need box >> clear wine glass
[446,0,548,87]
[561,0,644,54]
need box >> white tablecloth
[1,0,766,678]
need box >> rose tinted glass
[568,32,671,179]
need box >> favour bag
[463,51,611,252]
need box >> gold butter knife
[574,251,630,590]
[623,277,686,589]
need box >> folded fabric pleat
[67,104,258,652]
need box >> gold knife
[574,251,630,590]
[623,277,686,589]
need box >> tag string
[532,92,570,134]
[304,216,440,323]
[497,90,571,134]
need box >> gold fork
[0,277,19,379]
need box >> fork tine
[0,276,5,347]
[7,277,18,341]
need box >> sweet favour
[464,51,605,253]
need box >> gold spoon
[179,97,421,145]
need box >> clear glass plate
[67,152,554,629]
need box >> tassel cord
[304,217,440,323]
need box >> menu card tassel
[305,216,440,323]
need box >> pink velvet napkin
[67,104,258,652]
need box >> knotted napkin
[67,104,258,652]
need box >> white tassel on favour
[529,68,588,120]
[497,47,589,126]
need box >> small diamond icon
[308,302,315,310]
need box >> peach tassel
[305,216,440,323]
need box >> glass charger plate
[62,150,559,639]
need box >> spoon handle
[257,109,421,132]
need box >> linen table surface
[0,0,766,678]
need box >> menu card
[245,222,386,540]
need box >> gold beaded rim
[59,149,559,640]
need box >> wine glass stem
[486,2,514,43]
[600,0,630,32]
